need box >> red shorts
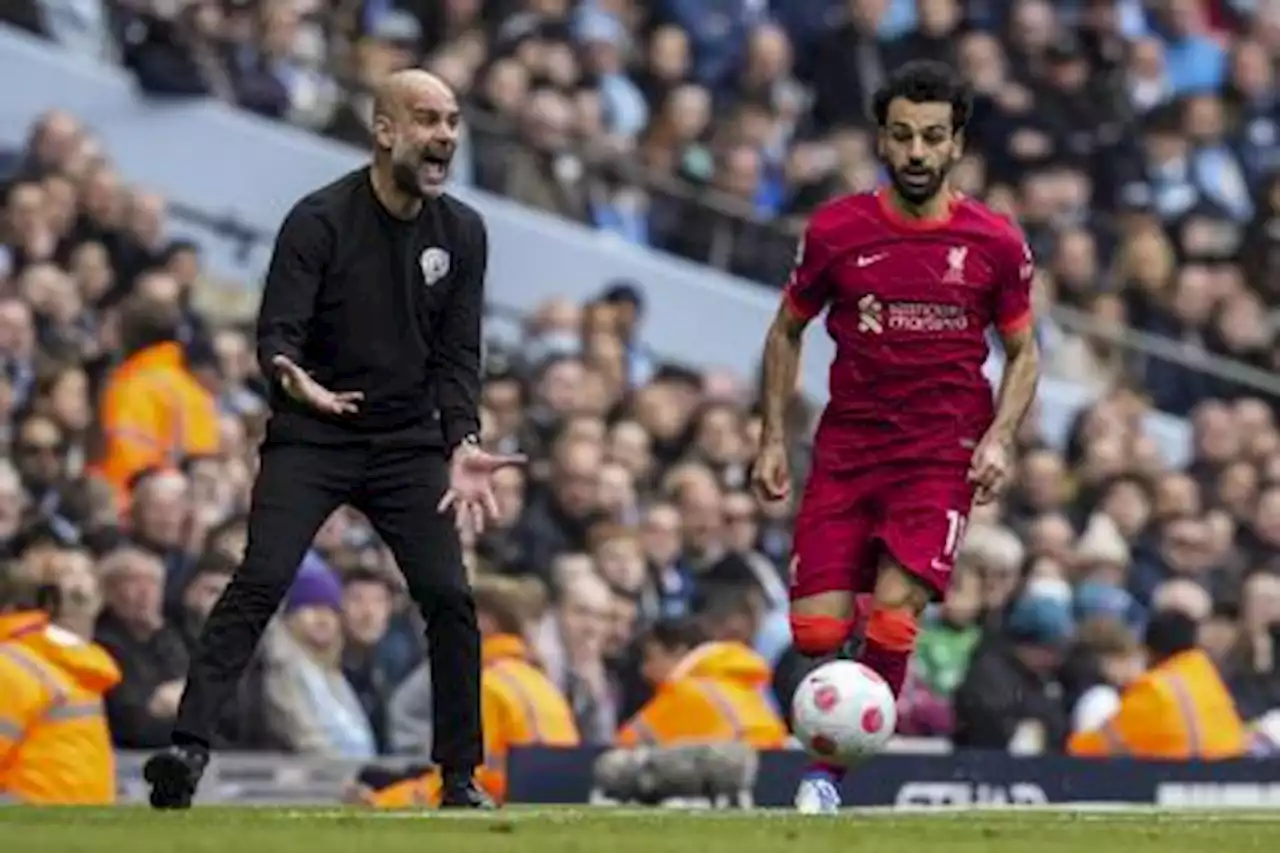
[789,461,976,601]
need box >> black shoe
[144,745,208,810]
[439,774,496,809]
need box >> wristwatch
[457,433,480,452]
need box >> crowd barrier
[115,748,1280,809]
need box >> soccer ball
[791,660,897,766]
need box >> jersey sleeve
[993,224,1035,336]
[782,216,836,322]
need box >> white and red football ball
[791,660,896,766]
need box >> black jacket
[951,635,1069,751]
[256,168,484,450]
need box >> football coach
[144,70,522,810]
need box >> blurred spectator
[952,578,1074,753]
[89,293,219,511]
[1225,570,1280,720]
[171,548,234,653]
[94,546,189,749]
[261,565,376,759]
[339,567,398,753]
[1065,616,1146,733]
[535,561,619,742]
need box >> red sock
[857,635,910,697]
[856,607,918,698]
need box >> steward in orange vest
[0,563,121,804]
[89,294,219,510]
[1069,609,1248,760]
[354,576,579,808]
[617,618,788,749]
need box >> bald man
[144,71,520,811]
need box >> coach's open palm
[272,355,364,415]
[439,445,527,537]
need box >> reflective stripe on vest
[100,426,166,450]
[0,644,70,745]
[691,679,745,740]
[45,699,104,723]
[156,372,187,464]
[108,367,189,467]
[1163,671,1203,756]
[488,662,545,743]
[0,645,66,707]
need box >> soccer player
[750,61,1041,814]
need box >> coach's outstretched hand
[439,444,527,537]
[272,355,364,415]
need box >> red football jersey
[784,187,1035,471]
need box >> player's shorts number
[942,509,968,560]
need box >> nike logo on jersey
[855,253,889,268]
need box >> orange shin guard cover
[790,614,854,656]
[864,607,919,653]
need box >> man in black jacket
[144,70,521,810]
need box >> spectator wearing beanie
[952,579,1073,753]
[1074,581,1144,632]
[260,566,376,759]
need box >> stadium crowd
[7,0,1273,410]
[0,0,1279,788]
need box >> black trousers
[173,440,482,771]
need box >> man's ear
[372,111,394,151]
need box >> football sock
[857,606,919,698]
[791,614,858,784]
[789,613,856,658]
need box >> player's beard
[889,161,951,207]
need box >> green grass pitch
[2,806,1278,853]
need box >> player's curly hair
[872,60,974,135]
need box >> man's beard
[391,156,428,199]
[390,141,453,198]
[889,163,951,206]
